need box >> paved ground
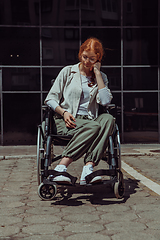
[0,144,160,240]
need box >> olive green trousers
[54,113,115,166]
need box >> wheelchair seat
[36,104,125,201]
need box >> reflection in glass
[81,0,121,26]
[124,28,158,65]
[2,68,40,91]
[42,28,79,65]
[3,94,41,145]
[0,0,39,25]
[41,0,79,26]
[82,28,121,65]
[123,0,158,26]
[42,68,62,91]
[101,67,121,90]
[124,93,158,142]
[0,27,40,65]
[124,67,158,90]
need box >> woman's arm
[93,62,105,90]
[46,100,76,129]
[92,62,112,106]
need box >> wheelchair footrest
[47,170,77,185]
[85,169,117,184]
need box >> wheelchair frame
[37,104,125,201]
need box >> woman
[45,37,114,185]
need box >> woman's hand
[63,112,76,129]
[93,61,101,75]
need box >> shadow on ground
[50,178,140,206]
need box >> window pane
[124,28,158,65]
[82,28,121,65]
[101,67,121,90]
[0,0,39,25]
[3,93,41,145]
[124,93,158,143]
[0,27,40,65]
[81,0,121,26]
[124,67,158,90]
[2,68,40,91]
[123,0,158,26]
[42,67,62,91]
[42,28,79,66]
[41,0,79,26]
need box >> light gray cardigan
[45,63,112,119]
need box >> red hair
[78,37,104,62]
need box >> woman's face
[81,50,97,70]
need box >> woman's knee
[96,113,114,124]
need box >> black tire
[38,183,57,201]
[37,122,45,185]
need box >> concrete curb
[0,155,37,160]
[0,152,160,160]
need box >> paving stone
[62,213,100,223]
[26,201,54,207]
[0,196,26,203]
[138,211,160,222]
[24,215,61,224]
[0,216,22,226]
[105,221,146,231]
[124,196,157,205]
[6,202,25,208]
[66,233,111,240]
[26,206,61,215]
[22,224,62,235]
[0,226,20,237]
[146,221,160,230]
[96,204,130,212]
[22,235,65,240]
[61,205,96,214]
[132,203,160,212]
[144,229,160,240]
[111,231,158,240]
[63,223,104,233]
[0,208,23,216]
[101,212,138,222]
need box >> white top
[76,75,91,115]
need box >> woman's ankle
[59,157,73,167]
[85,162,95,167]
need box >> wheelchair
[36,104,125,201]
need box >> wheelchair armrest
[42,105,49,111]
[106,104,116,111]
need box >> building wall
[0,0,159,145]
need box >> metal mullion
[39,0,43,123]
[79,0,82,47]
[158,0,160,142]
[121,0,124,143]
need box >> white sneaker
[80,164,102,185]
[50,165,72,185]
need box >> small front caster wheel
[38,183,57,201]
[114,181,125,199]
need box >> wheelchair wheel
[38,183,57,201]
[37,121,45,185]
[114,124,121,170]
[114,168,125,199]
[114,180,125,199]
